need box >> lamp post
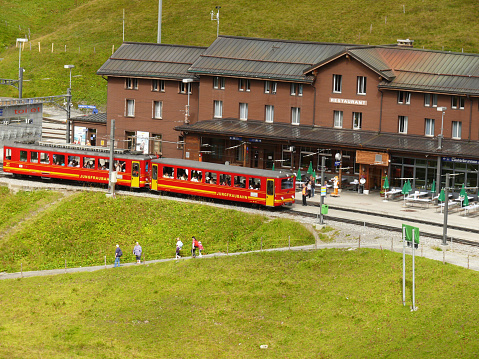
[436,106,447,195]
[182,78,193,123]
[64,65,75,143]
[16,38,28,99]
[210,6,221,37]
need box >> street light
[16,38,28,99]
[64,65,75,89]
[64,65,75,144]
[182,78,193,123]
[436,106,447,195]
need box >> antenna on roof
[210,6,221,38]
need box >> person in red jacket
[191,236,199,258]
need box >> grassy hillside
[0,0,478,108]
[0,190,314,272]
[1,249,478,358]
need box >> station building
[97,36,479,192]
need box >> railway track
[290,202,479,248]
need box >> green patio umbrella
[438,188,446,202]
[430,179,436,194]
[463,193,469,207]
[459,183,466,198]
[307,161,314,175]
[383,176,390,190]
[296,168,302,182]
[401,181,409,195]
[407,180,412,192]
[272,162,275,171]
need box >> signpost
[402,224,419,311]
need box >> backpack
[118,249,123,257]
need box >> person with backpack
[176,237,184,259]
[114,244,123,267]
[191,236,199,258]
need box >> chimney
[397,39,414,47]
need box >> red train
[3,142,151,188]
[151,158,295,207]
[3,142,296,207]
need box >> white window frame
[126,78,138,90]
[126,99,135,117]
[357,76,367,95]
[432,94,438,107]
[179,82,192,94]
[398,91,411,104]
[153,101,163,119]
[214,100,223,118]
[298,84,303,96]
[239,79,250,92]
[213,77,219,89]
[425,118,435,137]
[333,74,342,93]
[452,96,465,110]
[398,116,408,134]
[265,105,274,123]
[290,83,296,96]
[239,103,248,120]
[152,79,165,92]
[424,93,430,107]
[452,121,462,139]
[291,107,300,125]
[333,110,343,128]
[352,112,362,129]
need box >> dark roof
[188,36,355,83]
[70,112,107,124]
[97,42,207,80]
[153,158,291,178]
[175,119,479,159]
[350,47,479,95]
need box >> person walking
[114,244,122,267]
[310,175,316,197]
[133,242,142,264]
[176,237,184,259]
[191,236,199,258]
[302,183,307,206]
[198,241,204,257]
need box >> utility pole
[108,119,116,197]
[442,173,450,246]
[319,156,325,224]
[157,0,162,43]
[65,88,71,143]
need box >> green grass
[0,249,478,358]
[1,0,478,108]
[0,191,314,272]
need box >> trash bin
[321,204,329,215]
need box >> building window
[152,79,165,92]
[239,79,250,92]
[239,103,248,120]
[424,93,430,107]
[265,105,274,123]
[333,110,343,128]
[291,107,300,125]
[214,100,223,118]
[398,116,408,134]
[397,91,411,104]
[126,78,138,90]
[153,101,163,119]
[179,82,192,94]
[425,118,435,136]
[451,96,465,109]
[213,77,225,89]
[126,99,135,117]
[264,81,277,94]
[452,121,462,139]
[357,76,367,95]
[432,94,438,107]
[333,74,342,93]
[290,83,303,96]
[126,131,136,150]
[152,134,162,155]
[352,112,362,129]
[177,135,184,150]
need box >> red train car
[3,142,152,188]
[150,158,295,207]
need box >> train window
[234,176,246,188]
[205,172,217,184]
[267,180,274,196]
[83,157,96,169]
[219,174,231,186]
[249,177,261,190]
[177,168,188,180]
[191,170,202,182]
[281,177,294,189]
[31,152,38,163]
[20,151,28,162]
[115,161,126,172]
[98,158,110,171]
[5,148,11,160]
[163,166,174,178]
[52,154,65,166]
[152,165,158,180]
[68,155,80,167]
[40,153,50,164]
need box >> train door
[151,163,158,191]
[131,161,140,188]
[266,178,275,206]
